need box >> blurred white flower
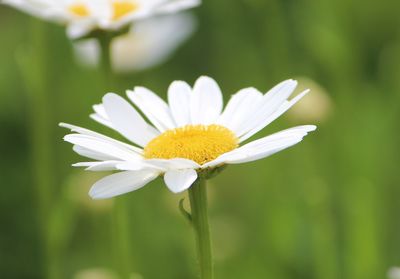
[73,268,119,279]
[287,77,332,123]
[130,273,144,279]
[2,0,200,39]
[61,76,316,199]
[388,267,400,279]
[74,13,196,72]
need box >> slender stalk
[112,198,134,279]
[17,20,60,279]
[188,179,213,279]
[98,33,113,89]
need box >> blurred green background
[1,0,400,278]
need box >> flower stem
[188,179,213,279]
[98,32,113,89]
[17,19,61,279]
[112,197,134,279]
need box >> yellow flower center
[112,1,138,20]
[144,125,239,165]
[68,4,90,17]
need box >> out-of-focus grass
[1,0,400,278]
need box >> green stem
[112,198,134,279]
[188,179,213,279]
[98,33,113,89]
[17,20,60,279]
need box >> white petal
[239,89,309,142]
[102,93,159,147]
[89,170,159,199]
[115,161,156,171]
[90,113,114,129]
[64,134,141,162]
[73,161,123,171]
[202,125,316,168]
[117,158,199,172]
[93,104,109,119]
[235,79,298,138]
[168,80,192,126]
[90,103,113,128]
[73,145,113,161]
[111,13,196,72]
[190,76,223,125]
[85,0,110,21]
[3,0,53,20]
[73,39,100,68]
[66,20,95,39]
[164,169,197,193]
[145,158,200,171]
[155,0,201,14]
[217,87,263,135]
[127,87,175,132]
[60,122,143,154]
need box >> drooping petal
[64,134,141,162]
[73,145,114,161]
[190,76,223,125]
[127,87,175,132]
[73,161,124,171]
[89,170,159,199]
[202,125,316,168]
[168,80,192,126]
[60,122,143,154]
[164,169,197,193]
[102,93,159,147]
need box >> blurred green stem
[188,179,213,279]
[18,20,59,279]
[98,33,113,89]
[112,198,134,279]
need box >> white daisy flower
[389,267,400,279]
[73,13,196,72]
[60,76,316,199]
[2,0,200,39]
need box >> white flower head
[389,267,400,279]
[74,13,196,72]
[2,0,200,39]
[60,76,317,199]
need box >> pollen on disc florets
[144,124,239,165]
[69,3,90,17]
[112,2,138,20]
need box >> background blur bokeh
[1,0,400,279]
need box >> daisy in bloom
[74,13,196,72]
[2,0,200,39]
[60,76,316,199]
